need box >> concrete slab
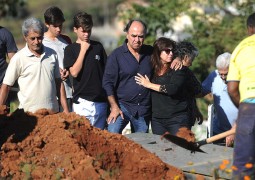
[125,133,233,179]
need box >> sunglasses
[163,48,173,55]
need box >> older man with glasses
[200,52,238,146]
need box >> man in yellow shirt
[227,12,255,179]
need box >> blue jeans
[232,103,255,179]
[151,114,190,136]
[107,104,149,134]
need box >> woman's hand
[171,57,182,70]
[135,73,161,92]
[135,73,151,88]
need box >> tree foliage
[119,0,190,44]
[119,0,255,81]
[186,0,254,80]
[119,0,255,117]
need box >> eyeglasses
[163,48,173,55]
[219,72,228,77]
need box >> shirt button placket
[138,93,141,105]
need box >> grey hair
[22,17,44,37]
[216,52,231,69]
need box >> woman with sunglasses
[135,37,199,135]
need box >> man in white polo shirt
[0,17,69,113]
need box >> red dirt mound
[0,108,184,179]
[176,127,196,142]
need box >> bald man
[103,20,152,134]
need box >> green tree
[119,0,191,44]
[186,0,254,81]
[119,0,254,117]
[119,0,254,80]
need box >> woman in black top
[177,41,203,128]
[135,37,200,135]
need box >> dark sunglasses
[163,48,173,55]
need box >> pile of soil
[0,107,184,179]
[176,127,196,142]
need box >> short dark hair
[44,6,65,25]
[123,19,147,34]
[247,12,255,28]
[73,12,93,31]
[177,41,198,61]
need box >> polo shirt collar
[122,39,129,53]
[24,43,45,57]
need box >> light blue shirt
[202,70,238,134]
